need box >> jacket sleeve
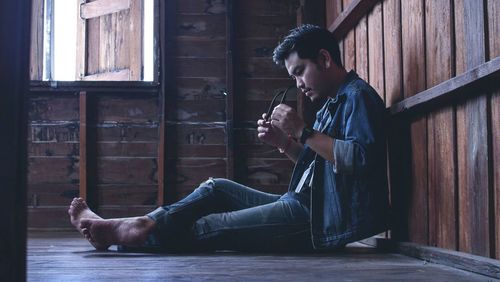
[332,89,384,175]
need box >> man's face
[284,51,331,101]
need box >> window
[31,0,156,82]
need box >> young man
[69,24,389,252]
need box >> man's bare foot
[79,216,155,248]
[68,197,109,250]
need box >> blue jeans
[146,178,312,252]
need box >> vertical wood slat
[225,0,234,180]
[425,0,456,251]
[383,0,402,106]
[79,91,88,200]
[326,0,343,27]
[157,0,166,206]
[76,0,87,80]
[454,0,490,257]
[129,0,142,80]
[367,2,384,101]
[343,0,356,71]
[402,0,428,245]
[30,0,44,80]
[355,14,368,81]
[487,0,500,259]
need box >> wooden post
[79,91,88,200]
[225,0,235,180]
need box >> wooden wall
[28,0,300,228]
[326,0,499,259]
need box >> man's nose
[296,78,305,89]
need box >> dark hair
[273,24,343,68]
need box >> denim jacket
[288,71,390,249]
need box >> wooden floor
[28,232,497,281]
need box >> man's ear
[317,49,332,69]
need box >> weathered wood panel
[30,0,44,80]
[96,158,157,185]
[402,0,428,246]
[235,15,296,39]
[488,0,500,259]
[342,0,355,72]
[326,0,343,27]
[98,184,157,205]
[176,14,225,38]
[355,15,368,81]
[454,0,490,257]
[383,0,402,106]
[425,0,456,251]
[367,2,384,101]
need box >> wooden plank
[96,157,158,185]
[237,0,296,17]
[226,0,234,180]
[402,0,428,246]
[95,96,158,122]
[176,77,226,100]
[328,0,379,40]
[342,0,355,72]
[177,14,226,38]
[389,57,500,116]
[28,184,79,207]
[30,0,44,80]
[76,0,87,80]
[397,242,500,279]
[79,92,88,200]
[80,0,130,19]
[98,184,157,205]
[96,124,159,142]
[82,69,130,81]
[176,58,225,78]
[28,157,79,184]
[487,0,500,259]
[129,0,142,80]
[165,158,227,186]
[0,0,30,278]
[176,38,226,58]
[96,142,157,157]
[454,0,490,257]
[367,2,384,101]
[425,0,456,251]
[326,0,343,27]
[28,96,80,121]
[383,0,402,106]
[177,0,226,15]
[168,100,226,122]
[29,81,159,92]
[235,15,296,39]
[355,14,368,81]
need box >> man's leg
[189,196,312,252]
[69,178,281,250]
[147,178,282,249]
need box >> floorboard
[28,232,497,281]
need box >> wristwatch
[299,126,314,144]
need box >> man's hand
[257,113,289,148]
[270,104,306,139]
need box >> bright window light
[52,0,77,81]
[143,0,154,81]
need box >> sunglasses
[265,85,296,121]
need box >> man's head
[273,24,346,101]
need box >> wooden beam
[389,56,500,116]
[76,0,87,80]
[80,0,130,19]
[328,0,379,40]
[29,80,159,92]
[79,91,88,200]
[82,69,130,81]
[225,0,235,180]
[397,242,500,279]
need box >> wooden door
[77,0,143,80]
